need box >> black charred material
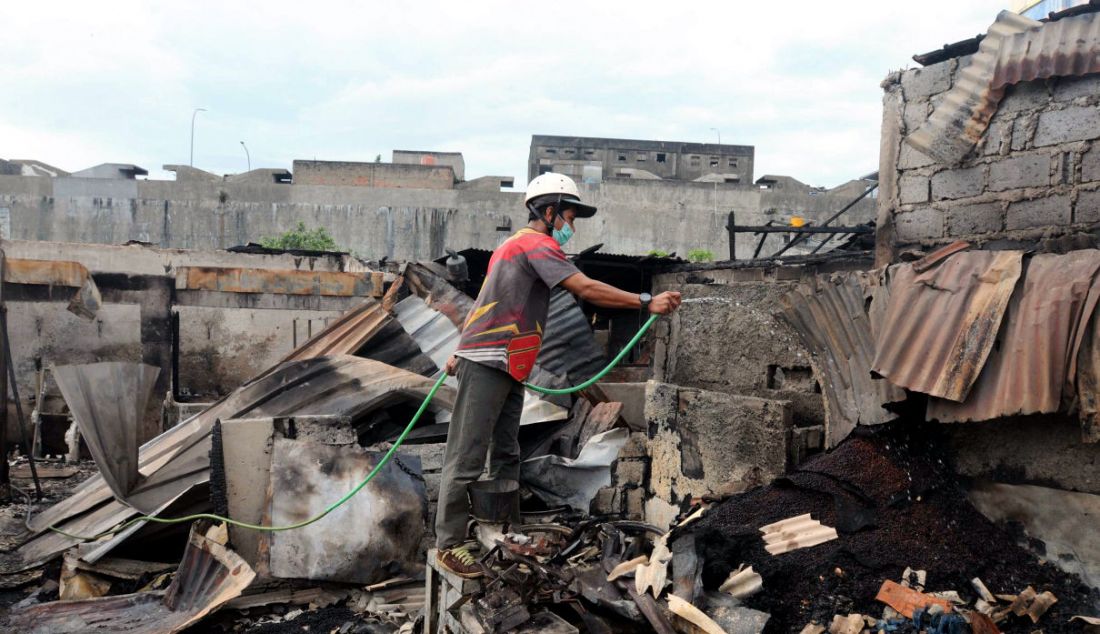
[685,423,1100,634]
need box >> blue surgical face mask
[553,222,574,247]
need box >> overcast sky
[2,1,1009,189]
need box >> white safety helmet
[524,173,597,217]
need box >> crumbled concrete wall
[643,381,791,529]
[879,62,1100,260]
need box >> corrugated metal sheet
[175,266,370,297]
[52,363,160,499]
[927,250,1100,422]
[19,299,400,547]
[871,250,1023,402]
[9,527,255,634]
[15,357,455,570]
[535,288,607,386]
[992,10,1100,88]
[906,11,1041,164]
[390,294,569,425]
[779,272,904,447]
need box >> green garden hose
[46,314,660,541]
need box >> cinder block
[1035,106,1100,147]
[988,153,1051,191]
[999,81,1052,113]
[981,120,1011,156]
[932,166,986,200]
[1011,116,1034,151]
[618,432,649,459]
[1082,146,1100,183]
[1053,75,1100,102]
[894,207,944,242]
[613,458,647,487]
[904,100,930,132]
[1075,188,1100,224]
[624,487,645,520]
[899,174,930,204]
[1006,194,1072,230]
[899,144,938,169]
[901,63,952,100]
[944,201,1004,236]
[591,486,621,516]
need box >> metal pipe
[770,182,878,258]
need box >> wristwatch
[639,293,652,312]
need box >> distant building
[70,163,147,180]
[292,159,457,189]
[529,134,754,185]
[392,150,465,181]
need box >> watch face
[641,293,652,302]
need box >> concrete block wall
[879,61,1100,257]
[292,160,456,189]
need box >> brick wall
[293,160,455,189]
[878,59,1100,259]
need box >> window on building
[727,158,738,168]
[563,149,575,156]
[584,149,595,156]
[709,157,720,168]
[545,148,557,154]
[656,153,666,163]
[636,153,647,162]
[724,176,739,183]
[690,157,701,167]
[617,153,627,162]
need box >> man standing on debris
[435,173,682,577]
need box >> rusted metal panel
[9,526,255,633]
[779,272,904,447]
[991,11,1100,91]
[927,250,1100,423]
[175,266,371,297]
[872,250,1023,402]
[906,11,1100,165]
[3,258,90,287]
[905,11,1040,164]
[14,356,455,570]
[17,299,402,551]
[3,257,102,318]
[267,438,426,583]
[52,363,160,500]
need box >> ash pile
[435,424,1099,633]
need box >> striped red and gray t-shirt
[455,228,580,381]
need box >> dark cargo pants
[434,358,525,550]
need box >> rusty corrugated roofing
[905,10,1040,164]
[871,250,1023,402]
[16,355,456,570]
[10,527,255,633]
[906,10,1100,165]
[779,272,904,447]
[927,250,1100,422]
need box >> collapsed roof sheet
[52,363,160,500]
[779,272,903,446]
[906,10,1100,165]
[10,527,254,633]
[927,250,1100,422]
[871,250,1022,402]
[15,356,455,570]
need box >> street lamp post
[240,141,251,172]
[190,108,207,167]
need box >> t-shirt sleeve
[527,240,581,289]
